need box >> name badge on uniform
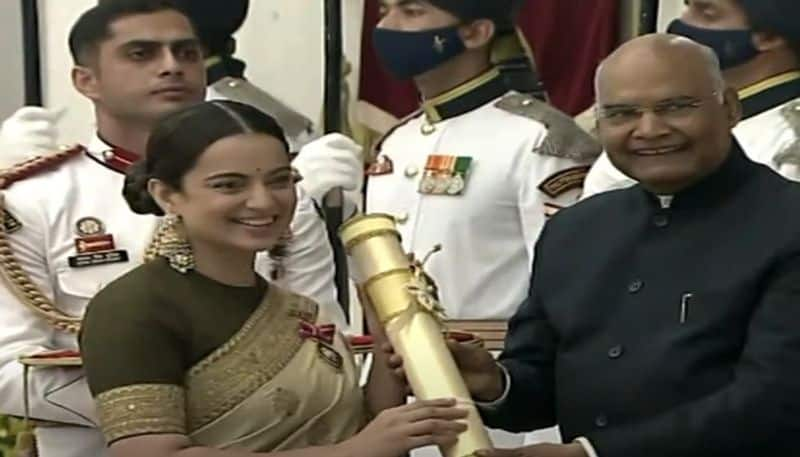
[68,217,129,268]
[538,166,590,198]
[75,234,116,254]
[418,155,473,196]
[366,155,394,176]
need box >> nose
[245,184,278,211]
[632,110,670,140]
[158,48,184,77]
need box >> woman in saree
[79,100,467,457]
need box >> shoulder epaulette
[781,99,800,126]
[213,78,313,138]
[775,100,800,166]
[372,109,423,158]
[0,145,85,190]
[495,93,601,162]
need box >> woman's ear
[148,178,179,215]
[71,65,101,101]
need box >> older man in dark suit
[403,33,800,457]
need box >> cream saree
[96,285,365,450]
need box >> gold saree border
[185,286,318,430]
[96,383,186,443]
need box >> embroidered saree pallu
[340,214,491,457]
[95,287,364,451]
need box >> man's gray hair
[593,35,727,101]
[696,43,726,98]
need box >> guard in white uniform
[583,0,800,197]
[368,79,599,320]
[367,1,600,452]
[0,2,351,456]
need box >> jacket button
[628,280,643,293]
[653,214,670,227]
[404,165,419,178]
[595,415,608,427]
[608,345,624,359]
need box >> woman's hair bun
[123,159,164,216]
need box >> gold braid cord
[0,146,86,333]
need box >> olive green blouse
[80,257,268,397]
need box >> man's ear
[722,87,742,128]
[459,19,495,50]
[72,65,101,101]
[752,30,788,53]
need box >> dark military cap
[427,0,525,31]
[739,0,800,41]
[172,0,249,53]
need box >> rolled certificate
[340,214,491,457]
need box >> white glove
[0,106,64,167]
[778,162,800,183]
[293,133,364,202]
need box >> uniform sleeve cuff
[474,362,511,409]
[574,437,599,457]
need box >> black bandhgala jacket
[483,140,800,456]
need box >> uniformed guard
[173,0,315,151]
[366,0,600,451]
[0,2,348,456]
[583,0,800,197]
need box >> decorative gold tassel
[12,427,35,457]
[14,364,36,457]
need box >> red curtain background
[519,0,618,115]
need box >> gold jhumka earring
[148,214,195,273]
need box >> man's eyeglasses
[595,92,722,126]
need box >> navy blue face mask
[373,25,467,80]
[667,19,759,70]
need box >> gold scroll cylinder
[340,214,491,457]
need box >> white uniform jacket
[366,68,601,320]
